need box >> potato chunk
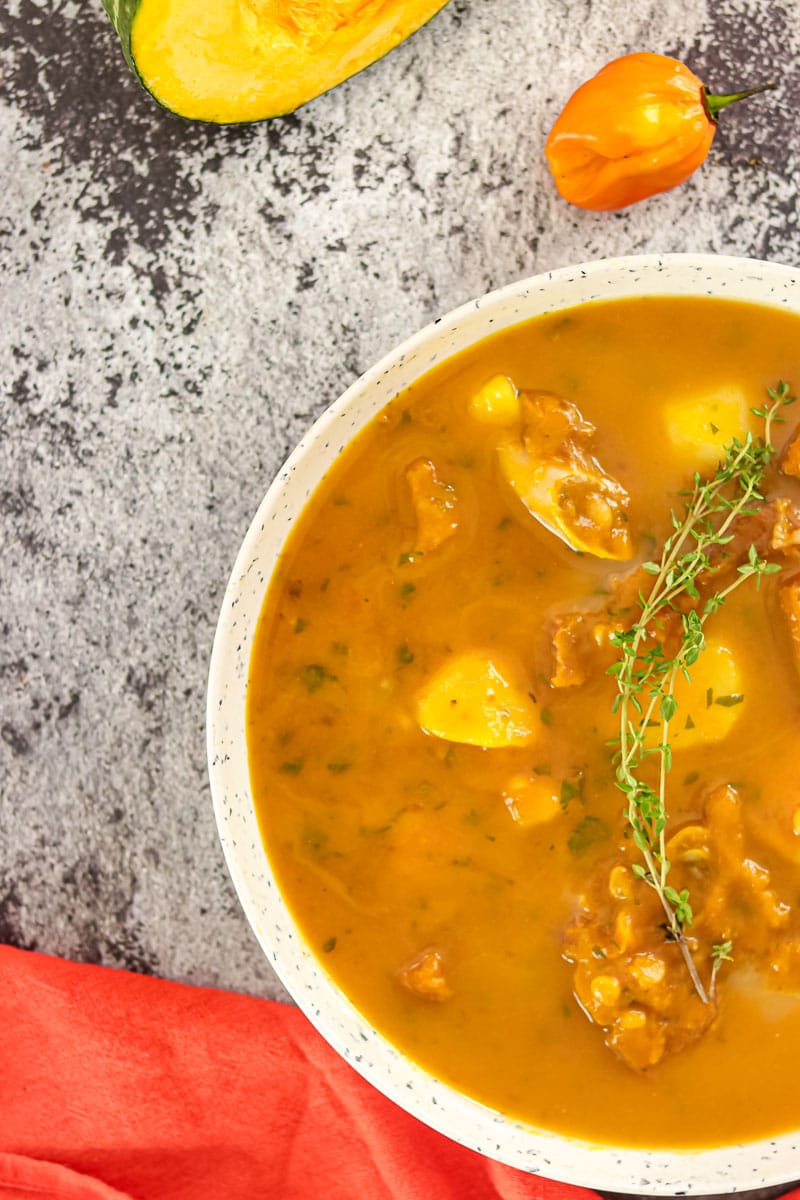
[416,652,537,748]
[468,374,521,426]
[664,386,752,472]
[404,457,459,553]
[666,639,744,748]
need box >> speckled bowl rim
[208,253,800,1195]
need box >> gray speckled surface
[1,0,799,1191]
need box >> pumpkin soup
[247,297,800,1147]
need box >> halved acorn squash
[102,0,451,124]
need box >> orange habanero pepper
[545,52,775,211]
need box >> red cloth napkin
[0,945,601,1200]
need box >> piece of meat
[550,610,621,688]
[397,947,453,1001]
[498,391,634,561]
[404,457,459,553]
[703,498,800,577]
[780,573,800,676]
[692,785,790,938]
[563,782,794,1070]
[781,427,800,479]
[548,578,681,691]
[565,898,717,1070]
[771,499,800,554]
[520,392,596,464]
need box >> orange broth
[247,297,800,1147]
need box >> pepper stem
[704,82,777,122]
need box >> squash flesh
[130,0,449,123]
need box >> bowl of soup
[207,254,800,1194]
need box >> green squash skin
[101,0,452,126]
[101,0,141,81]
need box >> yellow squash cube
[416,652,537,748]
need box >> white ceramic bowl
[207,253,800,1195]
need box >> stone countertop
[1,0,799,1193]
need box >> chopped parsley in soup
[247,297,800,1148]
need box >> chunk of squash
[102,0,451,123]
[497,392,633,561]
[502,773,561,826]
[498,446,634,561]
[416,652,538,748]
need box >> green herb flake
[683,770,700,786]
[400,581,416,597]
[359,823,393,837]
[294,617,308,634]
[591,945,607,960]
[397,643,415,665]
[322,937,337,953]
[327,761,352,774]
[560,778,583,810]
[280,759,304,775]
[301,663,337,692]
[715,693,744,708]
[540,706,554,727]
[567,815,610,855]
[303,827,328,853]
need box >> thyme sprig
[609,382,795,1004]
